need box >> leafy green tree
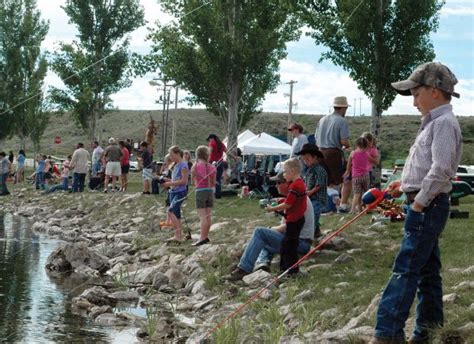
[0,0,49,146]
[50,0,145,141]
[148,0,300,156]
[297,0,443,137]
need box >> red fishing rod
[206,188,389,338]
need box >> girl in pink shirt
[361,132,380,187]
[344,137,371,213]
[191,145,216,246]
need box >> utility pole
[149,76,176,158]
[284,80,297,144]
[171,87,178,146]
[359,97,363,116]
[353,98,356,116]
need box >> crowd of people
[0,61,464,344]
[231,62,463,344]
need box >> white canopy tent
[223,129,257,147]
[238,132,292,156]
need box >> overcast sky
[38,0,474,116]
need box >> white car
[129,155,139,172]
[381,169,394,184]
[455,165,474,192]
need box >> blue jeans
[215,162,224,199]
[168,190,187,219]
[375,194,450,341]
[0,173,9,194]
[311,199,323,237]
[238,227,311,273]
[35,172,45,190]
[92,161,102,176]
[43,178,68,194]
[72,173,86,192]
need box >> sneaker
[103,189,108,193]
[337,205,349,213]
[254,262,271,273]
[227,267,249,281]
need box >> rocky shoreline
[1,190,473,343]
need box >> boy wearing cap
[227,171,314,281]
[297,143,327,238]
[371,62,462,344]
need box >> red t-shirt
[209,139,226,163]
[284,178,307,222]
[121,147,130,166]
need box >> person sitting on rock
[228,170,314,281]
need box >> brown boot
[227,267,249,281]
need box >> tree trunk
[227,79,240,157]
[89,107,97,142]
[371,99,382,188]
[19,134,26,150]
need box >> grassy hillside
[3,109,474,166]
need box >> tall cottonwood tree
[50,0,144,141]
[148,0,300,157]
[297,0,443,137]
[0,0,49,147]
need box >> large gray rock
[79,286,115,306]
[109,290,140,304]
[165,267,186,288]
[242,270,271,287]
[443,293,458,304]
[152,272,170,290]
[94,313,129,326]
[89,305,113,319]
[128,265,164,284]
[45,242,110,274]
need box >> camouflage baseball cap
[391,62,460,98]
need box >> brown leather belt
[405,191,448,205]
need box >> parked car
[381,169,394,184]
[129,155,139,172]
[454,165,474,193]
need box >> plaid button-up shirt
[304,163,328,204]
[401,104,462,207]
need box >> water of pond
[0,213,138,343]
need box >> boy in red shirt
[266,158,307,275]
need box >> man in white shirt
[91,141,104,177]
[70,143,90,192]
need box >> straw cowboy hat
[333,96,351,108]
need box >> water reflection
[0,213,137,343]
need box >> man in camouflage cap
[371,62,463,344]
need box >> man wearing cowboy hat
[315,96,351,187]
[371,62,462,344]
[296,143,327,238]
